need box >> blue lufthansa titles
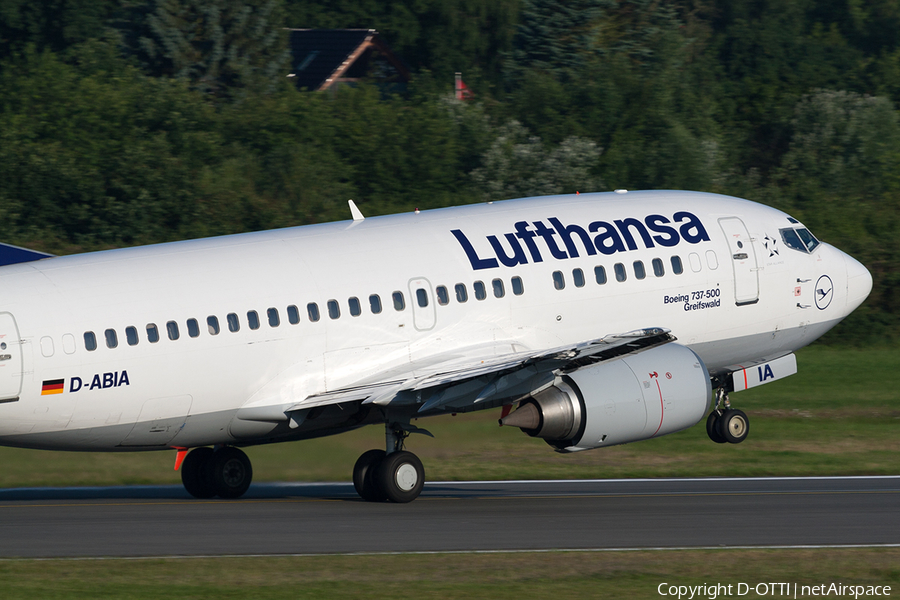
[452,212,710,270]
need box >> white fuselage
[0,191,872,451]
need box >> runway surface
[0,476,897,558]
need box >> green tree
[123,0,290,102]
[0,0,117,59]
[471,120,602,200]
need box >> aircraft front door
[408,278,436,331]
[719,217,759,305]
[0,313,23,401]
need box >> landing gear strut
[181,446,253,499]
[353,422,426,503]
[706,388,750,444]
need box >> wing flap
[290,328,674,413]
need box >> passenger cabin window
[614,263,627,282]
[633,261,646,280]
[126,326,138,346]
[287,305,300,324]
[595,266,607,285]
[436,286,449,305]
[573,268,585,288]
[416,288,429,308]
[208,316,220,335]
[167,321,180,341]
[552,271,565,290]
[327,300,341,319]
[689,252,702,273]
[147,323,159,343]
[268,307,280,326]
[105,329,118,349]
[40,336,54,358]
[307,303,320,322]
[392,292,406,311]
[369,295,382,314]
[474,281,487,300]
[228,312,241,332]
[492,278,505,298]
[247,310,260,330]
[652,258,665,277]
[455,283,468,303]
[348,298,361,317]
[187,318,200,338]
[706,250,719,270]
[512,276,524,296]
[671,256,684,275]
[84,331,97,351]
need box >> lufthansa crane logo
[814,275,834,310]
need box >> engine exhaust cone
[499,402,541,429]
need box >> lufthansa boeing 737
[0,190,872,502]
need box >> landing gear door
[719,217,759,305]
[0,313,22,401]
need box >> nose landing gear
[707,388,750,444]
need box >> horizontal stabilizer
[0,242,53,267]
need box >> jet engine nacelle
[502,343,712,452]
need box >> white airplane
[0,190,872,502]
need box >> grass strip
[0,548,897,599]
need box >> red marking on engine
[652,379,664,436]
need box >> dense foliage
[0,0,897,343]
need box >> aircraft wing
[287,327,674,414]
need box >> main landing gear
[181,446,253,499]
[353,422,426,503]
[706,388,749,444]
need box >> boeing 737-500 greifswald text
[0,191,872,502]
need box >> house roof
[287,29,409,91]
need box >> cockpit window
[780,227,820,253]
[796,228,820,252]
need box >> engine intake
[500,343,712,451]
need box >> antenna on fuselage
[348,199,365,221]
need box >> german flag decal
[41,379,64,395]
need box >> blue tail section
[0,243,53,267]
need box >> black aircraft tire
[706,411,726,444]
[210,447,253,499]
[181,447,216,499]
[377,451,425,504]
[719,409,750,444]
[353,449,387,502]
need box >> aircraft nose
[844,253,873,312]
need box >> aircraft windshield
[780,226,820,253]
[796,228,820,252]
